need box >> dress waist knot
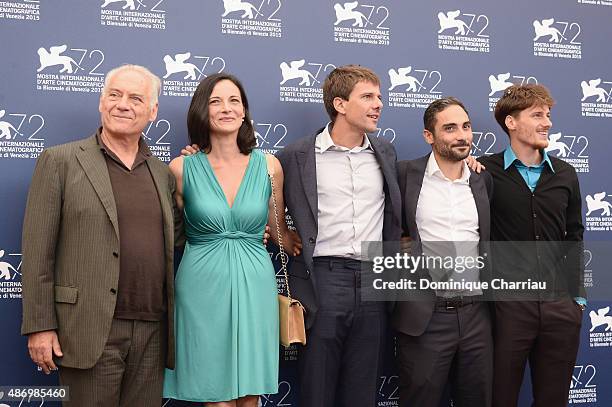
[188,230,260,245]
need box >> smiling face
[99,69,157,140]
[207,79,245,136]
[335,80,382,133]
[425,104,473,162]
[506,104,552,151]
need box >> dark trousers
[492,300,582,407]
[298,257,386,407]
[397,301,493,407]
[59,318,166,407]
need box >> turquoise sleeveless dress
[163,149,279,402]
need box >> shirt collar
[503,146,555,172]
[97,127,152,155]
[425,152,471,184]
[96,127,152,169]
[315,122,372,153]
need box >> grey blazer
[20,134,180,369]
[390,153,493,336]
[276,128,402,329]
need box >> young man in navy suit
[277,65,402,407]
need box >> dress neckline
[200,151,255,210]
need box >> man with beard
[478,84,585,407]
[392,97,493,407]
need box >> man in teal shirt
[479,84,585,407]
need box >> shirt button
[113,251,119,258]
[533,212,537,218]
[110,288,117,294]
[309,237,315,244]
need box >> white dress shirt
[416,153,481,296]
[312,124,385,260]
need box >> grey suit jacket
[277,128,402,329]
[20,134,180,369]
[390,153,493,336]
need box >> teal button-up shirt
[503,147,555,192]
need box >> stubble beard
[435,141,471,162]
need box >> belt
[313,256,371,271]
[434,295,483,310]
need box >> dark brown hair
[494,84,555,135]
[187,73,256,154]
[423,97,469,133]
[323,65,380,122]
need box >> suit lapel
[469,171,490,241]
[405,155,429,242]
[369,136,391,179]
[147,160,173,253]
[296,136,318,223]
[369,136,401,226]
[76,137,119,239]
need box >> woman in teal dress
[163,73,301,406]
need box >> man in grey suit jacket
[277,65,402,407]
[392,97,493,407]
[21,65,180,406]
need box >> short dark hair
[423,97,469,133]
[323,65,380,122]
[187,73,256,154]
[494,84,555,135]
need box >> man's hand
[287,229,303,256]
[28,330,63,374]
[263,225,271,245]
[465,155,485,173]
[400,236,412,254]
[180,144,200,156]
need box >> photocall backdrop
[0,0,611,406]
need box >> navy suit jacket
[276,128,402,328]
[390,153,493,336]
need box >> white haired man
[21,64,181,406]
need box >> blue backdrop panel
[0,0,610,406]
